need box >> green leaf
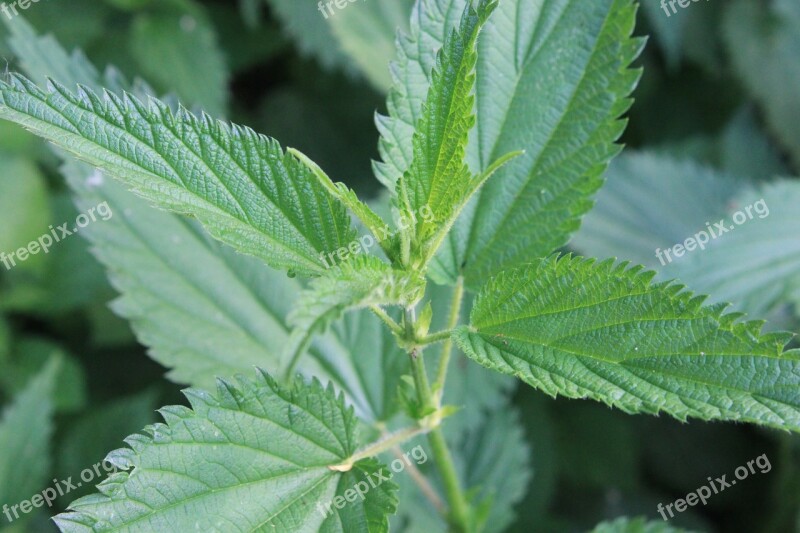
[394,0,516,270]
[57,390,160,502]
[288,147,394,261]
[327,0,415,91]
[0,153,49,259]
[3,21,407,425]
[0,315,9,365]
[54,371,398,532]
[457,408,531,533]
[63,159,406,423]
[0,75,357,277]
[0,355,59,511]
[589,516,696,533]
[1,191,110,315]
[724,0,800,170]
[376,0,642,288]
[283,255,426,378]
[264,0,359,78]
[454,255,800,432]
[1,337,86,413]
[665,181,800,319]
[2,16,103,92]
[264,0,413,91]
[640,0,686,68]
[320,310,410,423]
[129,8,229,116]
[572,151,800,318]
[718,107,789,180]
[61,160,295,388]
[570,151,742,270]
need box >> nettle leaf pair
[0,0,798,531]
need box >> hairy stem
[434,276,464,395]
[416,329,456,346]
[404,305,471,531]
[370,305,404,337]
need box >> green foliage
[128,9,228,116]
[0,338,86,413]
[0,154,48,258]
[0,356,59,517]
[377,0,643,289]
[393,0,518,271]
[54,371,398,532]
[0,0,798,531]
[724,0,800,168]
[0,76,357,277]
[455,255,800,431]
[573,151,800,318]
[265,0,413,91]
[282,255,426,377]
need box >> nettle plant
[0,0,799,531]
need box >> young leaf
[283,255,426,378]
[454,255,800,432]
[377,0,643,288]
[0,76,356,276]
[54,371,398,532]
[289,147,395,261]
[395,0,509,269]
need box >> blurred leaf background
[0,0,798,531]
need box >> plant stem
[428,427,471,529]
[391,446,445,514]
[416,329,456,346]
[370,305,404,337]
[281,333,310,383]
[331,424,429,470]
[434,276,464,395]
[404,305,471,532]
